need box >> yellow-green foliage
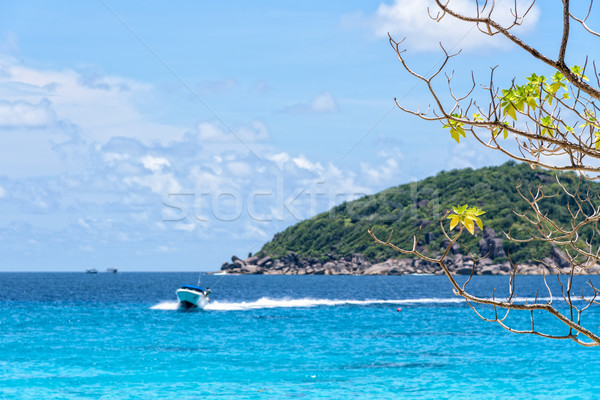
[447,204,485,235]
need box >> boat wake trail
[150,298,461,311]
[210,297,464,311]
[151,301,180,310]
[205,297,464,311]
[150,296,561,311]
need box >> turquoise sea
[1,273,599,399]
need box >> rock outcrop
[219,250,600,276]
[219,227,600,275]
[478,227,506,260]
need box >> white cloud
[117,232,131,241]
[103,152,131,166]
[175,222,196,232]
[267,152,290,169]
[190,167,229,193]
[0,52,437,269]
[447,141,484,169]
[361,158,399,184]
[310,92,339,113]
[125,173,182,195]
[0,99,55,127]
[227,161,252,177]
[156,245,176,253]
[78,218,91,229]
[197,122,222,141]
[293,155,323,172]
[0,59,184,143]
[282,92,339,114]
[238,120,270,141]
[241,222,268,239]
[196,120,270,143]
[141,155,171,172]
[370,0,539,52]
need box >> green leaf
[540,115,555,137]
[571,65,589,81]
[443,114,466,143]
[503,103,517,120]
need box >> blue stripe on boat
[180,284,206,291]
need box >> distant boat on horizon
[85,269,98,274]
[106,268,118,273]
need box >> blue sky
[0,1,594,271]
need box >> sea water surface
[1,273,599,399]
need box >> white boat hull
[176,288,209,309]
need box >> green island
[221,162,600,275]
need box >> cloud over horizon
[0,56,415,269]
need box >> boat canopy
[180,284,207,292]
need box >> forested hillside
[258,162,599,264]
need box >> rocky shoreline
[220,227,600,275]
[220,252,600,276]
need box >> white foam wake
[150,301,180,310]
[203,297,465,311]
[151,296,574,311]
[150,297,458,311]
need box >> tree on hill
[373,0,600,346]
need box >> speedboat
[176,285,211,309]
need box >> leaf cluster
[447,204,485,235]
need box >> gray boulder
[243,264,262,274]
[221,262,234,271]
[479,238,506,259]
[455,266,474,275]
[417,199,429,208]
[450,243,461,255]
[364,263,392,275]
[480,265,499,275]
[551,246,570,269]
[245,256,259,265]
[483,227,497,239]
[425,232,435,244]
